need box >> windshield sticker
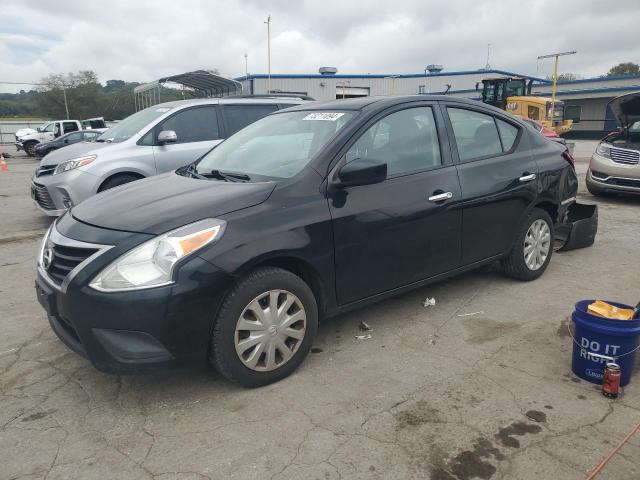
[155,107,170,112]
[302,112,345,121]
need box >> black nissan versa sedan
[36,96,596,387]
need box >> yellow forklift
[478,77,573,135]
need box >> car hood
[16,128,36,138]
[39,141,112,166]
[71,172,277,235]
[608,91,640,128]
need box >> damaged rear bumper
[556,202,598,251]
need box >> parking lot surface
[1,143,639,480]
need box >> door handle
[428,191,453,202]
[519,173,537,182]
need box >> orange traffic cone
[0,154,7,172]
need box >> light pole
[244,53,248,78]
[62,83,69,119]
[537,50,576,125]
[264,15,271,94]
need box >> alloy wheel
[234,289,306,372]
[523,219,551,271]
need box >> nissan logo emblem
[42,248,53,270]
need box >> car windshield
[96,106,173,143]
[196,110,355,179]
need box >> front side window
[156,106,220,144]
[98,106,175,143]
[42,123,55,133]
[345,107,442,176]
[196,110,355,179]
[447,108,503,162]
[224,104,279,136]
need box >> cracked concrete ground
[1,142,639,480]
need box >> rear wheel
[98,174,142,192]
[502,208,554,281]
[209,267,318,387]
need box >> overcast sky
[2,0,639,93]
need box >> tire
[502,208,554,281]
[209,267,318,387]
[98,174,142,192]
[24,141,37,157]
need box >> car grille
[47,244,99,286]
[36,165,56,177]
[31,183,56,210]
[610,147,640,165]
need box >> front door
[329,104,462,305]
[151,106,222,173]
[444,105,538,264]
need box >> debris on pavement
[355,334,372,340]
[359,321,372,332]
[457,311,484,317]
[422,297,436,308]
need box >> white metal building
[236,68,640,136]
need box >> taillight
[562,149,575,168]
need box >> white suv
[31,96,308,215]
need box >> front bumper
[30,168,102,216]
[15,141,23,151]
[35,218,233,373]
[587,152,640,194]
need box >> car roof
[282,95,497,113]
[152,96,307,109]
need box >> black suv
[36,96,594,387]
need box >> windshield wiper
[209,170,251,182]
[180,163,209,180]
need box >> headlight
[90,218,226,292]
[53,155,97,175]
[595,143,611,158]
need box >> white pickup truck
[16,118,108,156]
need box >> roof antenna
[485,43,491,70]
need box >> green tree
[606,62,640,77]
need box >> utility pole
[264,15,271,94]
[537,51,576,126]
[485,43,491,70]
[62,84,70,119]
[244,53,248,78]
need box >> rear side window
[83,131,99,140]
[63,122,79,133]
[496,119,518,151]
[447,108,502,162]
[224,104,279,136]
[156,106,220,144]
[66,132,82,142]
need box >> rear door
[149,105,222,172]
[443,104,538,264]
[220,104,280,137]
[329,103,462,304]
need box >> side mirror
[335,158,387,188]
[157,130,177,145]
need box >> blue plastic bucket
[571,300,640,387]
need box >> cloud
[1,0,639,93]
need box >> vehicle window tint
[63,122,79,133]
[224,105,279,136]
[346,107,441,176]
[447,108,502,162]
[66,132,82,142]
[157,106,220,144]
[496,119,518,151]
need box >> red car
[521,117,574,156]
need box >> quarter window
[346,107,442,176]
[224,105,279,136]
[447,108,503,162]
[156,106,220,144]
[496,119,518,151]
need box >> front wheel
[24,141,37,157]
[209,267,318,387]
[502,208,554,281]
